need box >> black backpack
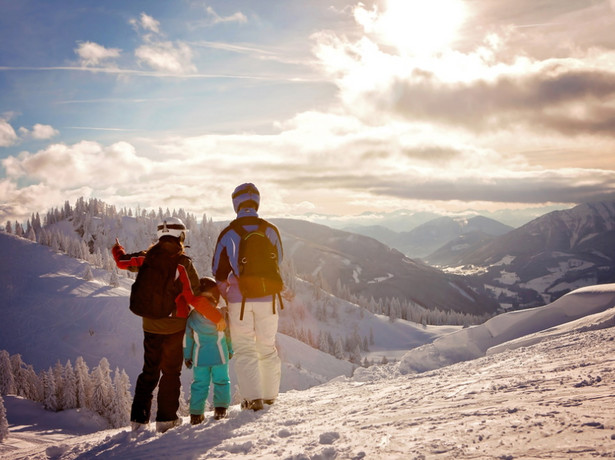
[230,218,284,319]
[129,243,181,319]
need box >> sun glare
[369,0,467,56]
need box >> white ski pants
[228,300,281,401]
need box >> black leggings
[131,330,184,423]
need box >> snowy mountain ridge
[434,201,615,309]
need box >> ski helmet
[199,276,220,304]
[157,217,187,241]
[232,183,260,213]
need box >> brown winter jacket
[112,238,222,334]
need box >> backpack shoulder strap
[229,217,264,237]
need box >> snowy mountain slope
[0,232,457,395]
[2,284,614,459]
[273,218,499,316]
[398,283,615,374]
[439,201,615,309]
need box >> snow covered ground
[2,285,615,459]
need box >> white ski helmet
[157,217,187,241]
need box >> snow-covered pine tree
[334,337,345,360]
[109,269,120,288]
[9,354,27,398]
[41,368,59,411]
[74,356,91,409]
[109,368,131,428]
[23,364,42,402]
[90,358,113,421]
[62,360,78,410]
[83,265,94,281]
[0,395,8,442]
[52,360,65,410]
[0,350,15,396]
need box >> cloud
[129,12,197,74]
[75,41,121,67]
[130,12,161,34]
[0,119,18,147]
[380,67,615,136]
[204,6,248,26]
[135,41,197,74]
[2,140,151,188]
[30,124,59,140]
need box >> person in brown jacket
[112,217,225,433]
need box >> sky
[2,0,615,225]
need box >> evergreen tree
[318,331,329,354]
[74,356,91,409]
[0,351,15,395]
[52,361,65,410]
[9,354,26,398]
[90,358,113,419]
[62,361,78,410]
[0,395,8,441]
[109,368,131,428]
[41,368,59,411]
[83,265,94,281]
[350,343,362,364]
[109,269,120,288]
[24,364,42,402]
[334,337,345,360]
[26,225,36,241]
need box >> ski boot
[213,407,228,420]
[190,414,205,425]
[241,398,264,411]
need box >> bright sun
[361,0,467,56]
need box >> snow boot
[156,418,182,433]
[241,399,264,411]
[190,414,205,425]
[131,421,148,432]
[264,399,275,405]
[214,407,228,420]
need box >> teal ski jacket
[183,308,232,367]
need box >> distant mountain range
[305,204,565,233]
[428,201,615,309]
[345,216,512,259]
[272,218,499,316]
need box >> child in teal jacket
[183,277,233,423]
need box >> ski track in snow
[3,325,615,460]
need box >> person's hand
[216,317,227,331]
[111,238,125,259]
[184,359,193,369]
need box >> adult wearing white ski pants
[228,299,281,402]
[212,183,284,406]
